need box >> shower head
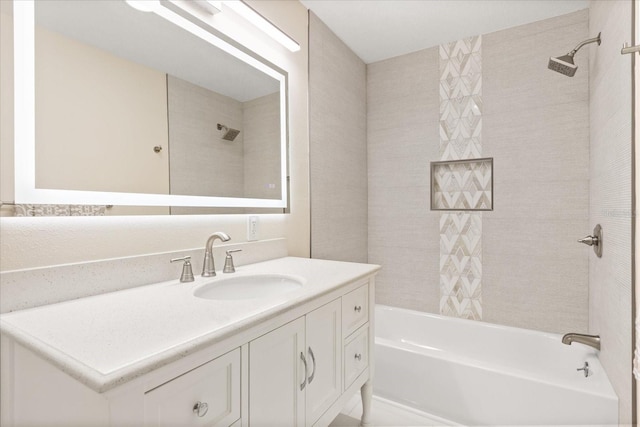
[548,32,601,77]
[217,123,240,141]
[548,54,577,77]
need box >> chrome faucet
[223,249,242,273]
[170,256,195,282]
[202,232,231,277]
[562,333,600,350]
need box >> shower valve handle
[577,361,590,377]
[577,235,598,246]
[577,225,603,258]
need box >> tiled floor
[329,394,457,427]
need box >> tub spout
[562,333,600,350]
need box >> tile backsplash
[0,238,287,313]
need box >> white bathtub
[374,305,618,426]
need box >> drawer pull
[300,352,308,390]
[354,353,362,361]
[193,401,209,417]
[354,305,362,313]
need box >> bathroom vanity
[0,257,379,426]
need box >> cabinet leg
[360,380,373,427]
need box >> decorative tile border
[13,204,107,217]
[438,36,483,320]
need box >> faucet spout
[561,333,600,350]
[202,232,231,277]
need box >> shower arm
[568,32,601,57]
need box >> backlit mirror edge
[13,0,289,209]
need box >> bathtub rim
[374,304,618,401]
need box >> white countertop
[0,257,379,393]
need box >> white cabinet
[248,299,342,427]
[144,348,241,427]
[342,285,368,337]
[304,299,342,425]
[249,317,306,427]
[1,276,376,427]
[343,325,368,391]
[341,285,370,392]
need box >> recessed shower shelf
[430,158,493,211]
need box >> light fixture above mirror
[222,1,300,52]
[11,0,292,211]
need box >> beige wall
[636,0,639,421]
[368,10,591,333]
[34,26,170,196]
[589,1,634,423]
[1,7,14,208]
[367,46,440,313]
[0,0,310,270]
[309,12,368,263]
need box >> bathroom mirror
[12,0,288,211]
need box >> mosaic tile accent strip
[439,36,482,161]
[438,35,483,320]
[431,158,492,210]
[14,204,107,217]
[439,212,482,320]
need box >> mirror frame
[13,0,289,209]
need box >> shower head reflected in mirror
[217,123,240,141]
[548,32,601,77]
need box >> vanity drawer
[342,284,368,337]
[343,325,369,391]
[144,348,241,427]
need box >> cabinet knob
[354,353,362,361]
[193,401,209,417]
[354,305,362,313]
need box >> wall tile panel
[309,12,368,262]
[588,1,633,421]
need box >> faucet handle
[223,250,242,273]
[577,235,598,246]
[576,361,590,377]
[170,256,195,283]
[578,224,603,258]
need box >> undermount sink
[194,274,305,300]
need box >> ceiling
[300,0,590,63]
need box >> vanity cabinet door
[305,299,342,426]
[144,348,241,427]
[249,317,306,427]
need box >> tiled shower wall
[588,0,633,422]
[309,12,368,262]
[368,9,591,333]
[243,92,282,200]
[168,75,245,199]
[168,77,281,214]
